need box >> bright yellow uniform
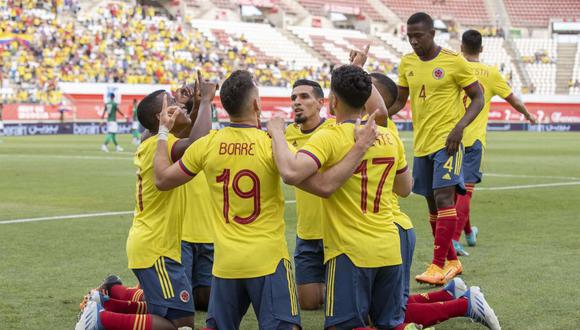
[179,125,291,279]
[181,172,215,243]
[300,121,408,267]
[387,120,413,230]
[462,62,513,147]
[285,118,335,239]
[398,48,478,156]
[127,134,185,269]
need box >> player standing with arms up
[285,79,334,311]
[451,30,537,255]
[101,93,127,152]
[388,12,484,285]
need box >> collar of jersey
[229,123,259,129]
[301,118,326,134]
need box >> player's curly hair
[331,65,372,109]
[220,70,256,117]
[137,89,165,131]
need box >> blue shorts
[132,257,195,320]
[181,241,214,289]
[463,140,484,184]
[294,237,325,285]
[206,259,301,330]
[324,254,404,330]
[397,225,416,308]
[412,147,466,197]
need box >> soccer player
[285,79,335,310]
[130,99,141,145]
[388,12,485,285]
[268,65,418,330]
[452,29,538,255]
[152,70,378,330]
[371,72,501,330]
[101,93,127,152]
[76,83,216,330]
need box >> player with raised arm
[371,72,501,330]
[285,79,334,311]
[452,29,538,255]
[76,81,216,330]
[101,93,127,152]
[388,12,484,285]
[152,70,378,330]
[268,65,419,330]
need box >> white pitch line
[486,173,580,180]
[0,154,132,161]
[0,211,134,225]
[0,200,298,225]
[478,181,580,191]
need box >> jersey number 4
[216,169,261,224]
[354,157,395,214]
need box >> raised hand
[354,110,379,149]
[350,44,370,68]
[198,70,218,102]
[159,93,182,131]
[525,113,537,124]
[175,82,194,106]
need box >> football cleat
[464,286,501,330]
[75,300,103,330]
[415,264,447,285]
[453,240,469,256]
[80,290,109,311]
[443,277,468,298]
[98,274,123,294]
[466,226,478,246]
[115,145,124,152]
[100,145,109,153]
[443,259,463,281]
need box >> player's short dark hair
[369,72,398,108]
[407,12,434,29]
[462,29,483,55]
[292,79,324,99]
[137,90,165,131]
[331,65,372,109]
[109,93,115,99]
[220,70,256,117]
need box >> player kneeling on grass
[76,81,217,330]
[268,65,419,330]
[372,72,501,330]
[152,70,379,330]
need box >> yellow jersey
[127,134,185,269]
[285,118,335,240]
[300,121,408,267]
[462,61,513,147]
[398,48,478,156]
[181,171,215,244]
[387,120,413,230]
[179,125,290,279]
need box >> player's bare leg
[297,283,324,310]
[194,286,211,311]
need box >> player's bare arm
[296,116,380,198]
[446,82,484,155]
[388,87,409,117]
[154,94,197,191]
[393,167,413,197]
[505,94,537,124]
[349,45,389,126]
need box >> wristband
[158,125,169,141]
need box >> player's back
[301,122,407,268]
[399,48,477,156]
[462,62,512,147]
[179,124,290,279]
[181,172,215,244]
[127,134,185,269]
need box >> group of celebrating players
[76,12,536,330]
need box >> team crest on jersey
[432,68,445,80]
[179,290,190,303]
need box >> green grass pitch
[1,131,579,329]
